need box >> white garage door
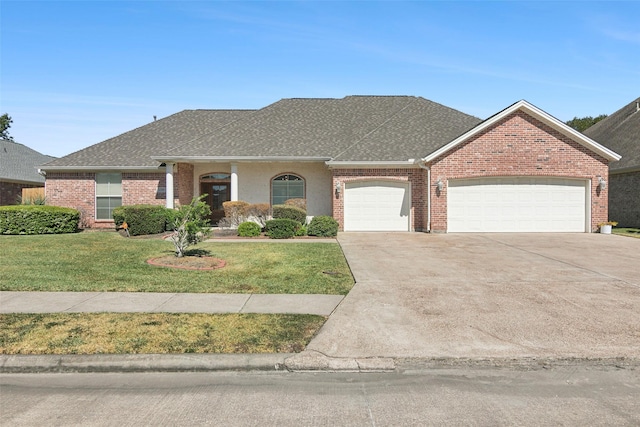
[447,177,588,232]
[344,181,410,231]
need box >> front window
[271,174,304,205]
[96,173,122,220]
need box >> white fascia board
[326,160,417,169]
[151,156,331,163]
[39,165,163,172]
[422,100,622,164]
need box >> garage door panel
[344,181,410,231]
[448,177,587,232]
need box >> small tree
[1,113,14,141]
[170,195,212,257]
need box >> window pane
[96,197,122,220]
[271,174,304,205]
[96,173,122,196]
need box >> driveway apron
[307,233,640,360]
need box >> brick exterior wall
[609,171,640,227]
[46,171,173,228]
[176,163,194,206]
[331,168,427,231]
[428,111,610,232]
[0,181,43,206]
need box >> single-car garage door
[344,180,410,231]
[447,177,588,232]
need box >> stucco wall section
[331,168,427,231]
[609,171,640,227]
[192,162,332,216]
[428,111,610,232]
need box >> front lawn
[0,313,325,354]
[0,232,354,294]
[612,227,640,239]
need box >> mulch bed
[147,255,226,270]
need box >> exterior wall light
[436,178,444,192]
[335,182,342,193]
[598,177,606,190]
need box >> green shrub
[238,221,262,237]
[295,224,308,237]
[265,218,299,239]
[272,205,307,224]
[112,205,168,236]
[307,216,339,237]
[0,205,80,234]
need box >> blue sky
[1,1,638,158]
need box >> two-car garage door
[447,177,588,232]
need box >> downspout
[418,161,431,232]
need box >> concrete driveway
[307,233,640,361]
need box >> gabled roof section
[584,97,640,172]
[0,140,55,184]
[422,100,622,164]
[41,109,254,170]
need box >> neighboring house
[40,96,620,232]
[584,97,640,227]
[0,139,55,205]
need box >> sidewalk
[0,291,343,316]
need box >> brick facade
[331,168,427,231]
[609,171,640,227]
[427,111,610,232]
[46,171,173,228]
[0,181,43,206]
[176,163,195,205]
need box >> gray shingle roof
[584,97,640,172]
[42,96,481,168]
[159,96,480,162]
[0,140,55,183]
[42,110,255,169]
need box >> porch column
[230,163,238,201]
[165,163,175,209]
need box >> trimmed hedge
[265,218,299,239]
[112,205,169,236]
[238,221,261,237]
[307,216,339,237]
[272,205,307,225]
[0,205,80,234]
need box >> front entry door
[200,182,230,225]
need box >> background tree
[565,114,608,133]
[0,113,15,141]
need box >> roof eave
[422,100,623,164]
[151,156,332,163]
[39,165,163,172]
[326,160,417,169]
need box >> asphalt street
[2,367,639,426]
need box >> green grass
[0,313,326,354]
[0,232,354,294]
[612,227,640,238]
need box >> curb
[2,352,638,374]
[0,354,293,373]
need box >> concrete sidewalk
[0,291,344,316]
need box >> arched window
[271,174,304,205]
